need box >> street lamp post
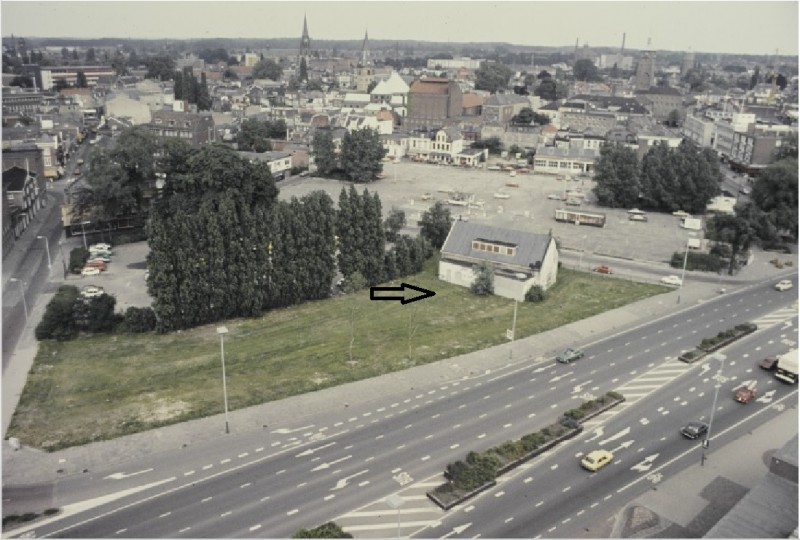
[384,494,405,540]
[36,235,51,269]
[79,220,91,250]
[701,353,726,466]
[216,326,231,434]
[679,232,697,288]
[57,240,68,278]
[9,278,28,322]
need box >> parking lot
[70,161,698,311]
[280,160,699,262]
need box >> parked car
[628,213,648,222]
[734,385,756,404]
[84,260,107,271]
[661,275,683,286]
[759,356,779,370]
[672,210,691,217]
[81,266,101,277]
[88,254,111,263]
[81,285,105,298]
[77,159,85,166]
[74,168,81,176]
[581,450,614,472]
[556,347,584,364]
[593,265,613,274]
[739,186,751,195]
[547,194,563,200]
[680,421,708,439]
[775,280,793,291]
[90,243,112,251]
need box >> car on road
[660,275,683,286]
[759,356,779,370]
[547,193,563,200]
[81,285,105,298]
[81,266,101,277]
[593,265,613,274]
[680,421,708,439]
[734,385,756,404]
[556,347,584,364]
[581,450,614,472]
[774,280,793,291]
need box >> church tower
[297,15,311,77]
[355,30,375,92]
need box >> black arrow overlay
[370,283,436,305]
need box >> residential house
[148,109,216,146]
[683,113,716,147]
[481,94,531,124]
[462,93,484,116]
[2,143,46,197]
[2,166,40,238]
[405,77,463,130]
[438,221,559,302]
[635,86,684,120]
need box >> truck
[554,208,606,228]
[775,349,798,384]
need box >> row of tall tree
[173,67,212,111]
[236,118,288,152]
[593,141,721,215]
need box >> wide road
[10,277,797,538]
[418,316,798,538]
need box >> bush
[292,522,353,538]
[606,390,623,400]
[525,285,546,303]
[120,306,157,333]
[669,251,724,272]
[74,294,121,333]
[35,285,79,340]
[565,408,585,419]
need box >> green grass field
[8,257,667,450]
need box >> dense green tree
[312,129,337,176]
[420,201,453,249]
[120,306,157,333]
[471,261,495,295]
[85,47,96,63]
[705,213,756,275]
[71,48,79,60]
[336,187,385,286]
[475,61,513,93]
[384,207,406,241]
[9,75,34,88]
[537,70,552,79]
[666,109,682,127]
[511,107,534,125]
[592,144,641,208]
[73,294,120,333]
[236,118,273,152]
[340,127,386,183]
[173,70,184,100]
[533,78,565,101]
[306,78,324,92]
[573,59,599,81]
[266,119,287,139]
[197,48,229,64]
[750,158,798,239]
[682,68,707,92]
[61,46,69,59]
[197,72,212,111]
[532,112,551,125]
[76,71,88,88]
[144,54,176,81]
[147,145,278,330]
[111,51,128,75]
[73,126,159,222]
[253,58,282,80]
[472,136,503,155]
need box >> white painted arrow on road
[104,468,153,480]
[330,469,369,491]
[572,380,593,394]
[272,424,315,434]
[443,523,472,538]
[312,455,352,471]
[631,453,660,472]
[610,440,635,453]
[700,363,711,374]
[599,427,630,446]
[296,441,336,457]
[585,427,604,442]
[756,389,776,404]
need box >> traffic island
[678,323,758,363]
[427,391,625,510]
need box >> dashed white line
[220,459,231,464]
[287,509,299,516]
[202,464,213,470]
[324,494,335,501]
[159,512,171,518]
[115,529,127,535]
[183,470,195,476]
[238,452,249,458]
[535,501,544,507]
[220,511,232,518]
[249,524,262,532]
[241,482,251,488]
[495,491,505,497]
[202,497,212,503]
[178,526,191,533]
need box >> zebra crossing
[335,475,444,537]
[751,305,797,332]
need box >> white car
[775,280,793,291]
[672,210,691,218]
[81,266,101,277]
[90,243,112,251]
[661,275,683,286]
[81,285,105,298]
[547,194,563,200]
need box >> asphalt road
[419,316,798,538]
[15,278,797,538]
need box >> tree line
[311,127,387,183]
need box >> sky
[2,1,798,56]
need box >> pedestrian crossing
[751,306,797,330]
[335,477,444,537]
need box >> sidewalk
[2,240,796,486]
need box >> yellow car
[581,449,614,472]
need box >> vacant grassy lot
[8,257,667,450]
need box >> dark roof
[2,166,32,191]
[484,94,529,107]
[635,86,682,96]
[441,221,553,268]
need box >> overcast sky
[2,1,798,56]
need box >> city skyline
[1,1,798,57]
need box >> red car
[759,357,779,370]
[734,385,756,404]
[593,265,613,274]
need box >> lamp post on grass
[217,326,231,434]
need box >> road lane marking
[202,496,212,503]
[221,511,232,517]
[159,512,171,518]
[287,509,299,516]
[250,524,261,532]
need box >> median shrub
[670,251,724,272]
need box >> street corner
[610,503,684,538]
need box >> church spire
[298,15,311,63]
[360,30,370,66]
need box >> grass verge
[8,256,667,450]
